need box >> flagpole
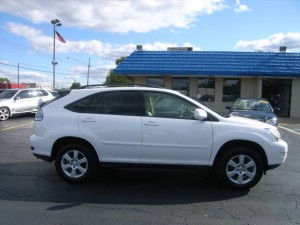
[51,19,61,90]
[52,24,56,90]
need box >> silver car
[0,88,54,121]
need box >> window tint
[144,91,196,119]
[31,90,43,97]
[223,79,241,102]
[16,90,31,99]
[66,91,142,116]
[147,77,165,87]
[40,90,49,96]
[172,78,190,96]
[198,78,215,102]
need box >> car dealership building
[114,47,300,118]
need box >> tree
[70,82,81,89]
[0,77,10,83]
[104,56,133,85]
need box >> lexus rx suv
[30,86,288,189]
[0,88,54,121]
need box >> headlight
[265,128,281,141]
[266,117,277,126]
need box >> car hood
[224,115,274,129]
[229,110,275,122]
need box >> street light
[51,19,62,90]
[66,57,91,86]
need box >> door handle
[144,121,159,126]
[81,118,95,122]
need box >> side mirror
[194,109,207,121]
[14,97,21,101]
[225,106,231,110]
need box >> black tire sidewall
[217,147,264,190]
[55,143,95,183]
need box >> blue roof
[113,51,300,77]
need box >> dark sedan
[226,98,278,126]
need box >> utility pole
[17,63,19,88]
[87,57,90,86]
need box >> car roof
[3,88,49,91]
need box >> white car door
[12,90,33,113]
[77,90,143,163]
[141,91,213,165]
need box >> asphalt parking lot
[0,115,300,225]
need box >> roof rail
[79,83,163,89]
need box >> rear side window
[16,90,31,99]
[40,90,49,96]
[65,90,142,116]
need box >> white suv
[0,88,54,121]
[30,87,288,189]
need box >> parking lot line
[0,122,33,131]
[278,125,300,136]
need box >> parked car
[0,88,54,121]
[30,86,287,189]
[226,98,278,126]
[50,91,60,97]
[0,89,7,94]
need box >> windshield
[0,90,18,99]
[232,99,273,112]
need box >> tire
[0,107,10,121]
[216,146,264,190]
[55,143,96,183]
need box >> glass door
[262,79,292,117]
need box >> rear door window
[65,90,142,116]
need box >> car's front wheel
[217,146,264,190]
[55,143,96,183]
[0,107,10,121]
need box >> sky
[0,0,299,89]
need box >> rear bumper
[30,135,55,162]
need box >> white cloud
[3,22,202,87]
[0,0,227,33]
[235,33,300,51]
[5,22,201,58]
[234,0,250,13]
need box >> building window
[172,78,190,96]
[197,78,215,102]
[147,77,164,87]
[223,78,240,102]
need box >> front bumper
[264,139,288,167]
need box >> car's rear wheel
[217,146,264,190]
[0,107,10,121]
[55,143,96,183]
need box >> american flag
[55,31,66,43]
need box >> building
[0,83,51,90]
[114,47,300,118]
[0,83,26,89]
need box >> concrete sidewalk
[278,117,300,125]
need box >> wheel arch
[213,140,268,171]
[51,136,99,163]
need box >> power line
[0,62,105,81]
[0,62,70,76]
